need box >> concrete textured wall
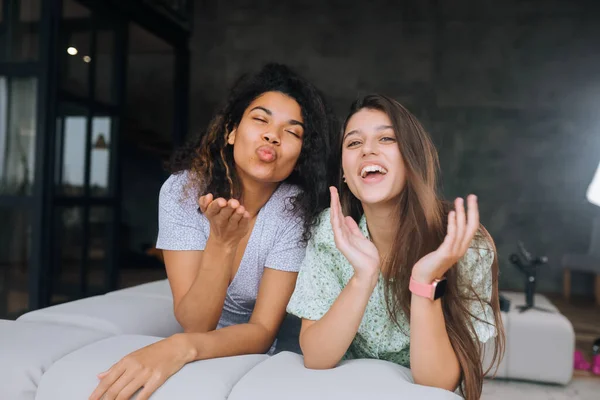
[186,0,600,296]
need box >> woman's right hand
[199,194,251,249]
[329,187,380,286]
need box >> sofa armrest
[18,294,182,337]
[0,320,110,400]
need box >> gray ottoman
[486,291,575,385]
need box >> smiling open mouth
[360,164,388,178]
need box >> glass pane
[90,116,111,196]
[60,0,91,98]
[51,206,83,304]
[95,28,115,104]
[0,76,37,195]
[56,105,88,196]
[0,1,5,60]
[0,0,40,62]
[127,23,173,155]
[88,206,111,293]
[0,207,31,319]
[12,0,41,61]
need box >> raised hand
[199,194,251,248]
[411,195,480,283]
[329,187,380,285]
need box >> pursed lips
[256,145,278,162]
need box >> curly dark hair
[169,63,338,243]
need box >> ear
[227,129,236,145]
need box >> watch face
[434,279,447,300]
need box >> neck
[361,201,397,268]
[239,178,279,217]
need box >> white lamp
[587,160,600,207]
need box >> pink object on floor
[574,350,591,371]
[591,354,600,375]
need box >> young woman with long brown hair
[287,94,505,399]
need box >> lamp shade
[587,160,600,207]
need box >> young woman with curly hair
[90,63,337,400]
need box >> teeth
[360,165,388,178]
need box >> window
[0,76,37,195]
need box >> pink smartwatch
[409,276,447,300]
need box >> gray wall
[185,0,600,295]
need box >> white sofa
[0,280,574,399]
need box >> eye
[346,140,361,148]
[253,117,267,124]
[381,136,396,143]
[286,130,301,138]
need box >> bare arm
[409,291,461,391]
[181,267,298,359]
[90,268,297,400]
[164,236,236,332]
[298,275,376,369]
[165,195,252,333]
[292,188,382,369]
[408,195,481,390]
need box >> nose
[361,137,379,157]
[262,131,281,145]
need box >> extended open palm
[411,195,480,283]
[329,187,380,282]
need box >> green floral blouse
[286,209,497,368]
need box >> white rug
[482,378,600,400]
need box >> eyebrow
[250,106,305,129]
[250,106,272,115]
[343,125,393,140]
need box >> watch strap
[409,276,436,300]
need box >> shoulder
[160,170,190,197]
[466,229,495,258]
[264,183,304,224]
[159,170,199,214]
[309,208,336,247]
[275,182,302,198]
[269,183,301,212]
[458,229,496,278]
[299,209,351,279]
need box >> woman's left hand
[89,334,193,400]
[411,195,480,283]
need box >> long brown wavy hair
[338,94,505,399]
